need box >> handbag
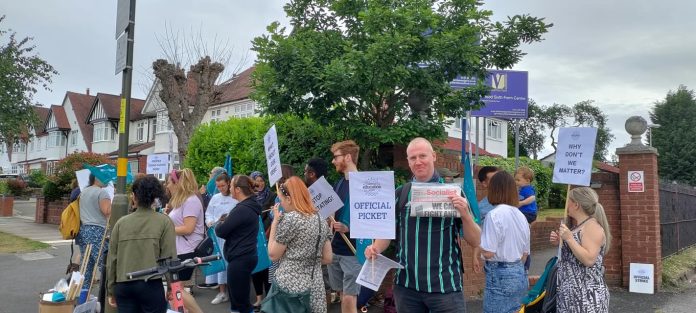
[261,213,322,313]
[253,216,272,274]
[201,226,226,276]
[193,235,214,257]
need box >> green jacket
[107,207,177,296]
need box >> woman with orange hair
[266,176,333,313]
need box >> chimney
[86,88,90,95]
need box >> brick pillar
[616,116,661,291]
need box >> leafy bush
[477,156,553,209]
[46,152,112,197]
[186,115,344,184]
[27,170,48,188]
[43,180,64,202]
[7,179,27,196]
[0,181,8,195]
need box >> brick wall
[592,172,623,287]
[35,196,70,225]
[530,218,563,251]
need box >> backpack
[59,198,81,240]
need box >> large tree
[509,99,545,159]
[252,0,551,168]
[534,100,614,161]
[0,15,57,160]
[650,86,696,185]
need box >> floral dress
[557,229,610,313]
[274,211,331,313]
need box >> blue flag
[83,163,133,185]
[224,153,233,176]
[461,119,481,224]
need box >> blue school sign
[450,70,529,119]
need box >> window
[156,111,172,133]
[245,103,252,111]
[234,105,240,113]
[128,160,139,175]
[29,140,34,152]
[136,121,145,142]
[46,161,56,176]
[70,130,78,147]
[11,164,24,175]
[13,143,26,153]
[93,122,115,142]
[454,118,462,129]
[48,131,66,148]
[487,120,502,140]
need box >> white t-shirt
[480,204,530,263]
[205,193,239,227]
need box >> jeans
[393,285,467,313]
[483,260,527,313]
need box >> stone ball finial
[625,116,647,146]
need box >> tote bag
[201,226,226,276]
[253,216,272,274]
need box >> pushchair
[519,256,558,313]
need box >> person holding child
[479,171,531,313]
[515,166,537,271]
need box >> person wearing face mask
[215,175,261,313]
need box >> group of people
[76,136,611,313]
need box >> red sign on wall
[628,171,645,193]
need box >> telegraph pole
[112,0,136,227]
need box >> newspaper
[409,182,463,217]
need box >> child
[515,166,537,223]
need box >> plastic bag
[53,278,69,294]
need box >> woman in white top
[204,172,239,305]
[479,171,530,313]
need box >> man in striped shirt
[365,137,481,312]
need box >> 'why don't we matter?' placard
[552,127,598,186]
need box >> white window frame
[156,111,172,134]
[136,121,146,142]
[93,122,115,142]
[48,131,66,148]
[487,120,502,141]
[70,130,78,147]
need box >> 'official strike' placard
[349,171,395,239]
[552,127,598,186]
[410,183,462,217]
[264,125,282,186]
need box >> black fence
[660,181,696,257]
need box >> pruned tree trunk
[153,56,224,164]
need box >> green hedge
[185,115,345,184]
[477,156,553,209]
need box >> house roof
[88,93,146,123]
[47,105,71,130]
[594,161,620,174]
[65,91,97,150]
[33,106,50,135]
[215,66,255,104]
[108,141,155,156]
[436,137,500,157]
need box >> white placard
[629,263,654,294]
[410,183,462,217]
[146,154,170,175]
[308,176,344,219]
[75,169,91,191]
[356,254,404,291]
[552,127,598,186]
[628,170,645,193]
[264,125,282,186]
[349,171,396,239]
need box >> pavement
[2,199,696,313]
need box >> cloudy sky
[4,0,695,157]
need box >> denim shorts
[327,254,362,295]
[483,260,527,313]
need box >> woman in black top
[215,175,260,313]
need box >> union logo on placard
[362,177,382,197]
[571,131,581,140]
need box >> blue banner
[460,119,481,224]
[451,70,529,119]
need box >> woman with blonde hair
[265,176,333,313]
[550,187,611,313]
[166,168,205,313]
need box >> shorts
[177,252,196,281]
[327,254,362,296]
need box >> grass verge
[0,231,49,253]
[662,246,696,290]
[537,208,565,221]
